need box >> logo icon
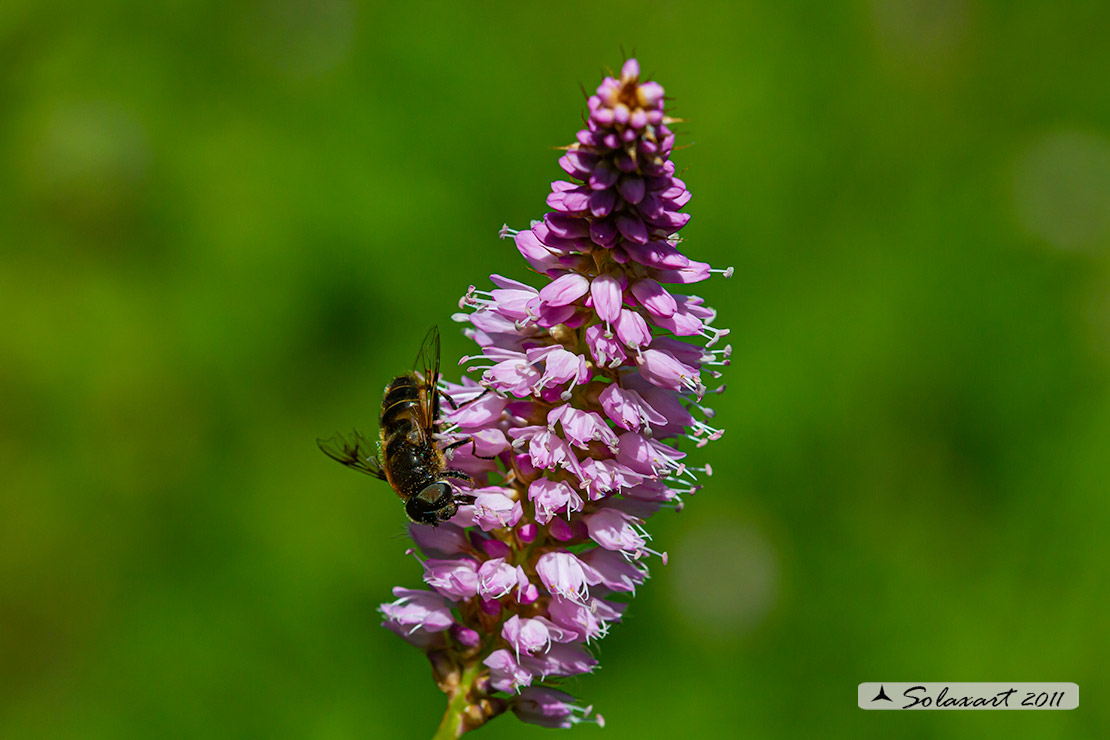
[872,685,892,702]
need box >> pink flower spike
[368,59,727,731]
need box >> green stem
[431,662,481,740]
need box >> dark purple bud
[638,192,664,220]
[549,517,576,541]
[453,624,481,647]
[638,81,664,108]
[482,537,512,559]
[589,217,618,248]
[588,188,616,217]
[616,214,649,245]
[613,151,636,172]
[663,190,692,209]
[551,186,590,213]
[518,522,538,543]
[544,213,590,239]
[533,219,577,250]
[592,107,615,126]
[660,131,675,154]
[559,150,596,179]
[645,210,691,233]
[619,176,646,204]
[589,160,619,190]
[623,238,689,268]
[662,177,687,199]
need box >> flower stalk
[379,59,731,735]
[431,661,486,740]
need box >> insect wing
[413,325,442,433]
[317,431,387,480]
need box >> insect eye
[406,483,453,525]
[419,482,452,506]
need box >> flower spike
[376,59,727,736]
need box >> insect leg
[467,438,499,461]
[456,387,493,408]
[443,437,499,462]
[437,388,459,411]
[442,438,469,453]
[443,469,474,484]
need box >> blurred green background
[2,0,1108,738]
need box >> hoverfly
[318,326,474,526]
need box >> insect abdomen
[380,375,422,433]
[379,373,435,497]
